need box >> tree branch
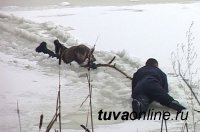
[96,56,132,80]
[81,56,132,80]
[177,62,200,106]
[179,72,200,106]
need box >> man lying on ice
[132,58,186,118]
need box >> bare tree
[171,22,200,132]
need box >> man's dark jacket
[132,65,169,99]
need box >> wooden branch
[95,56,132,80]
[96,63,132,80]
[82,56,132,80]
[107,56,116,64]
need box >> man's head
[145,58,158,67]
[75,44,96,64]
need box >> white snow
[129,0,140,2]
[60,2,71,6]
[2,3,200,71]
[0,2,200,132]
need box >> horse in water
[36,40,96,68]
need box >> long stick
[46,113,59,131]
[181,122,185,132]
[160,116,164,132]
[17,101,22,132]
[80,95,90,108]
[81,109,90,132]
[164,119,168,132]
[46,91,60,132]
[89,85,94,132]
[86,74,94,132]
[46,49,62,132]
[39,114,43,132]
[87,45,94,132]
[86,109,90,128]
[58,49,62,132]
[185,122,189,132]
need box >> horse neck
[60,45,68,56]
[61,44,68,50]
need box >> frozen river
[1,2,200,132]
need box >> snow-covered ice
[2,2,200,71]
[0,2,200,132]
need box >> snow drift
[0,13,140,131]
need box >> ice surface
[0,3,200,132]
[2,3,200,72]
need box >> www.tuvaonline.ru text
[98,109,188,121]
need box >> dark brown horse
[36,40,96,68]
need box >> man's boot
[132,99,141,119]
[132,95,150,119]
